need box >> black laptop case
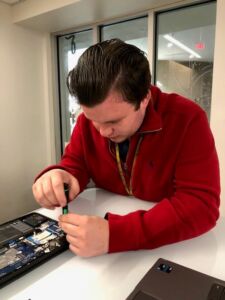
[0,212,68,288]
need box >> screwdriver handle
[62,183,69,214]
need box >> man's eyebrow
[104,117,124,124]
[84,113,124,124]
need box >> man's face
[81,90,150,143]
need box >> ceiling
[0,0,23,5]
[2,0,216,62]
[12,0,201,33]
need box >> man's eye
[109,120,121,125]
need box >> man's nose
[99,125,114,138]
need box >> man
[33,39,220,258]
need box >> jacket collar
[137,85,163,134]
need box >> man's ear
[141,89,151,108]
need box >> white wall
[0,3,54,223]
[211,0,225,216]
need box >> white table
[1,188,225,300]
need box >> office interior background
[0,0,224,223]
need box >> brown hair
[67,38,151,109]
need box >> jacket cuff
[106,211,145,253]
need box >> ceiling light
[164,34,201,59]
[167,42,173,48]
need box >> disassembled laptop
[0,212,68,288]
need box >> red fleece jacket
[38,86,220,252]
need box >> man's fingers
[69,242,90,257]
[42,177,59,207]
[32,169,80,210]
[59,213,86,225]
[67,176,80,201]
[66,234,80,245]
[51,175,67,207]
[32,181,54,209]
[59,221,81,237]
[69,244,81,256]
[59,214,109,257]
[51,171,80,206]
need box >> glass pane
[101,17,148,54]
[155,2,216,119]
[58,29,93,148]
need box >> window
[56,2,217,153]
[155,1,216,118]
[57,29,93,149]
[101,16,148,53]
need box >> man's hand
[32,169,80,209]
[59,213,109,257]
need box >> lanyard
[115,136,143,196]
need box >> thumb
[67,175,80,201]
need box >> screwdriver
[62,183,69,214]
